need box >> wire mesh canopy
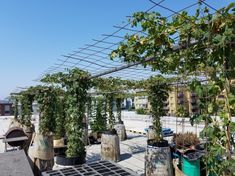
[36,0,223,82]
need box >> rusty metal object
[5,127,27,147]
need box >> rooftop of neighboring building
[0,100,12,104]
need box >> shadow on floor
[126,134,145,140]
[86,153,101,164]
[129,145,146,154]
[120,153,132,161]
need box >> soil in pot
[147,139,169,147]
[103,129,117,135]
[56,153,86,166]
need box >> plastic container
[182,157,200,176]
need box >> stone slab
[0,150,33,176]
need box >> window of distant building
[4,105,10,113]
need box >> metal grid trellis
[35,0,221,82]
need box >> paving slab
[0,150,33,176]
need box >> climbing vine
[42,68,92,157]
[106,93,115,129]
[19,90,34,127]
[34,86,57,135]
[90,97,107,132]
[110,3,235,174]
[54,89,66,139]
[145,76,170,141]
[11,95,19,119]
[116,97,122,123]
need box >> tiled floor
[54,132,147,175]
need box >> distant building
[0,100,13,116]
[134,86,199,116]
[134,96,149,109]
[122,98,135,110]
[167,86,199,116]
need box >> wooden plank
[2,136,28,143]
[0,150,34,176]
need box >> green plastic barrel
[182,157,200,176]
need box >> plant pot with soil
[100,129,120,162]
[114,97,127,141]
[32,86,57,175]
[101,93,120,162]
[144,77,173,176]
[41,69,92,166]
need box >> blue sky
[0,0,233,99]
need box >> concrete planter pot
[145,139,173,176]
[53,137,67,156]
[53,138,65,148]
[101,130,120,162]
[28,133,54,175]
[147,126,156,140]
[33,134,54,160]
[114,122,127,141]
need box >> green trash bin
[182,150,201,176]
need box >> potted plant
[42,68,92,166]
[100,93,120,162]
[17,86,56,175]
[173,132,200,150]
[143,76,173,176]
[33,86,56,155]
